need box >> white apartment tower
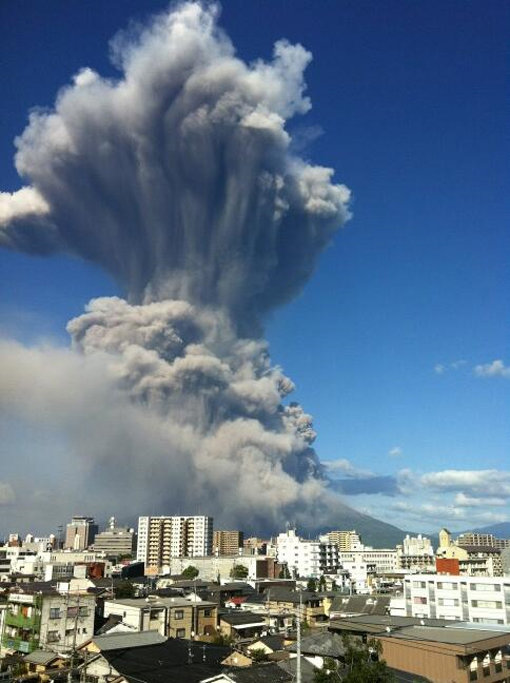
[137,516,213,573]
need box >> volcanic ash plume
[0,2,351,531]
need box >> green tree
[279,564,291,579]
[182,565,199,579]
[250,648,268,662]
[212,631,235,646]
[318,575,327,591]
[230,564,249,579]
[313,657,342,682]
[307,577,318,592]
[341,636,395,683]
[115,580,136,598]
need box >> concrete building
[330,615,510,683]
[103,597,217,639]
[242,537,268,555]
[437,537,503,577]
[137,516,213,573]
[1,585,95,654]
[276,529,339,578]
[396,534,435,572]
[338,548,398,575]
[396,573,510,624]
[326,530,363,551]
[65,516,98,550]
[213,530,243,556]
[457,532,510,550]
[93,518,136,557]
[165,554,279,581]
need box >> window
[79,607,89,617]
[413,596,427,605]
[437,582,456,590]
[49,608,61,619]
[470,583,501,592]
[438,598,459,607]
[176,628,186,638]
[174,610,184,620]
[47,631,59,643]
[203,609,212,617]
[412,581,426,589]
[471,600,502,609]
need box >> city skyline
[1,0,509,534]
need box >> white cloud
[0,187,49,228]
[388,446,402,457]
[474,360,510,379]
[434,359,466,375]
[454,492,507,508]
[420,469,510,497]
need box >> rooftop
[100,637,230,683]
[88,630,166,651]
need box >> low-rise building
[330,615,510,683]
[103,596,217,639]
[396,573,510,624]
[1,584,95,654]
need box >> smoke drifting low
[0,3,352,532]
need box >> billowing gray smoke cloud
[0,2,352,532]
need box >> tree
[182,565,199,579]
[307,577,318,592]
[341,636,395,683]
[212,631,235,646]
[115,580,136,598]
[250,648,268,662]
[318,575,327,592]
[230,564,249,579]
[313,657,342,682]
[279,564,291,579]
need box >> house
[286,630,346,669]
[328,594,391,619]
[103,596,217,639]
[246,634,286,657]
[219,611,267,641]
[201,663,293,682]
[24,649,66,677]
[79,634,230,683]
[262,588,327,626]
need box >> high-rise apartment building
[213,530,244,555]
[137,516,213,573]
[327,530,362,551]
[64,516,98,550]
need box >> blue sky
[1,0,509,536]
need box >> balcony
[5,612,41,629]
[1,635,39,654]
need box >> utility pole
[296,592,302,683]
